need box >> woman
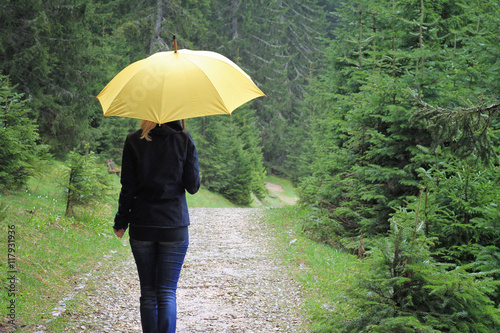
[113,120,200,333]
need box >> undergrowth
[265,204,500,332]
[265,206,361,332]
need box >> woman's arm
[113,136,138,231]
[182,133,201,195]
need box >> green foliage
[192,108,267,205]
[223,142,254,205]
[292,0,500,329]
[56,146,112,216]
[413,147,500,304]
[298,0,500,239]
[206,0,327,170]
[0,75,47,191]
[0,161,126,329]
[0,0,104,151]
[415,150,500,264]
[335,204,500,332]
[96,117,138,163]
[299,72,431,237]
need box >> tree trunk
[230,0,241,40]
[150,0,168,54]
[65,171,74,217]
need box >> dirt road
[46,208,304,332]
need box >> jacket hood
[151,120,183,135]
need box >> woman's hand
[114,228,125,239]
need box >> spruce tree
[297,0,499,238]
[337,205,500,332]
[0,75,45,191]
[57,146,111,217]
[0,0,101,151]
[191,108,266,205]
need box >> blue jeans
[130,238,189,333]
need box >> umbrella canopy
[96,49,266,124]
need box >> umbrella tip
[173,35,177,53]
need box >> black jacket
[113,121,200,232]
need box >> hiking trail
[45,208,304,333]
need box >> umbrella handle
[182,119,185,130]
[173,35,177,53]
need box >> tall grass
[265,206,362,332]
[0,160,127,331]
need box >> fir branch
[411,92,499,164]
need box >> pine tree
[57,146,111,217]
[412,0,500,164]
[297,0,499,239]
[0,75,46,191]
[194,116,234,195]
[413,147,500,300]
[207,0,328,170]
[191,107,266,205]
[0,0,102,151]
[338,205,500,332]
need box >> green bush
[194,109,266,206]
[56,146,112,217]
[414,150,500,265]
[0,75,46,192]
[336,197,500,332]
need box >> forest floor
[36,208,305,332]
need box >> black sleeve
[182,132,201,195]
[113,136,138,230]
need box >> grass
[0,161,298,331]
[187,175,299,208]
[187,186,238,208]
[263,175,299,207]
[0,161,127,331]
[264,206,361,332]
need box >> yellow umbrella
[96,47,265,125]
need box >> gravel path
[52,208,304,332]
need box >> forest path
[57,208,304,332]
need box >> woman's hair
[140,120,157,141]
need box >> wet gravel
[42,208,305,332]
